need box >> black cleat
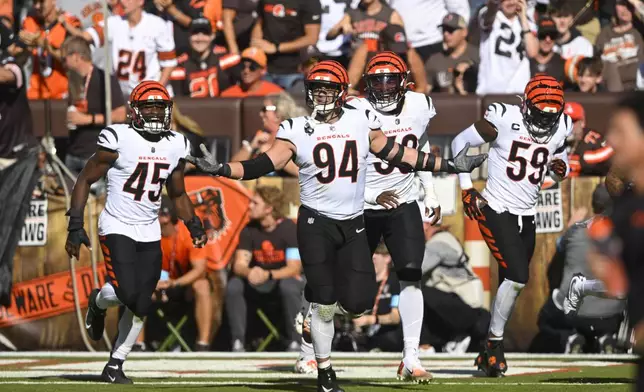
[85,288,106,341]
[475,339,507,377]
[317,366,344,392]
[101,359,133,384]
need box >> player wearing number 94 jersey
[186,60,486,392]
[451,75,572,378]
[64,81,206,385]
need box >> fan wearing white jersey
[358,51,438,384]
[451,75,571,377]
[187,60,486,392]
[476,0,538,95]
[79,0,177,97]
[65,81,206,384]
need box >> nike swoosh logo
[107,365,119,370]
[108,374,115,382]
[322,387,333,392]
[85,322,91,329]
[356,228,365,233]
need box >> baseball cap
[564,102,585,122]
[538,17,559,38]
[592,184,612,215]
[379,24,408,54]
[439,13,467,30]
[189,18,213,35]
[241,47,267,68]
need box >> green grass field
[0,352,636,392]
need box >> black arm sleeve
[240,153,275,180]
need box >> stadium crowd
[0,0,638,362]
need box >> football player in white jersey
[65,81,206,384]
[187,60,485,392]
[77,0,177,98]
[451,75,571,377]
[476,0,538,95]
[359,51,438,383]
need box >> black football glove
[462,188,488,220]
[445,143,488,173]
[65,211,91,259]
[186,215,207,248]
[185,144,228,176]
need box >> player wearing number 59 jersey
[187,60,486,392]
[452,75,572,377]
[65,81,205,384]
[83,0,177,97]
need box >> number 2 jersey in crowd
[96,124,191,242]
[87,12,177,97]
[482,102,572,216]
[364,91,435,210]
[276,100,382,220]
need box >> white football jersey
[96,124,190,242]
[316,0,350,57]
[476,7,534,95]
[364,91,435,210]
[87,12,177,97]
[482,102,572,216]
[276,104,382,220]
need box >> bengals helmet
[364,51,409,112]
[304,60,349,117]
[522,75,564,143]
[129,81,173,134]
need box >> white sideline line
[0,381,632,386]
[0,352,636,360]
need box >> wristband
[274,42,280,54]
[268,271,273,280]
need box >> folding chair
[255,308,281,352]
[156,308,192,352]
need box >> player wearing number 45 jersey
[360,52,438,383]
[65,81,206,384]
[452,75,572,377]
[187,59,486,392]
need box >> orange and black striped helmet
[129,81,173,134]
[304,60,349,116]
[364,51,409,111]
[522,75,565,143]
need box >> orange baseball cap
[564,102,585,122]
[241,47,267,68]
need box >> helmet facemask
[365,72,405,112]
[522,100,562,144]
[305,80,344,120]
[131,100,173,134]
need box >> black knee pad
[304,284,335,305]
[132,294,152,318]
[504,265,529,285]
[338,296,372,316]
[396,267,422,282]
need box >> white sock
[398,281,423,359]
[112,307,144,360]
[311,303,335,369]
[489,279,525,338]
[580,279,607,297]
[96,283,121,310]
[299,337,314,359]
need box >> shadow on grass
[34,374,105,382]
[543,378,634,384]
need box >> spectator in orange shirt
[150,197,213,351]
[16,0,80,99]
[221,47,283,97]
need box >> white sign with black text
[18,198,48,247]
[535,186,564,234]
